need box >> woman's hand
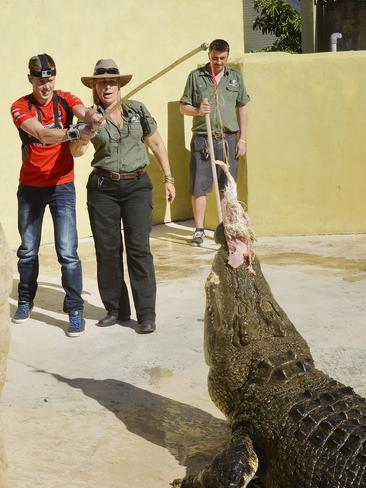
[165,182,175,203]
[144,130,175,201]
[84,108,105,130]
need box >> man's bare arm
[20,118,69,145]
[237,104,248,141]
[236,104,248,158]
[180,101,210,117]
[69,139,90,158]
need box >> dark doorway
[316,0,366,51]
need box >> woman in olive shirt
[71,59,175,333]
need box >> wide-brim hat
[81,59,132,88]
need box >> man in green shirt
[180,39,250,246]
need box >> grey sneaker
[191,229,205,247]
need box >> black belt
[195,132,236,139]
[94,167,145,181]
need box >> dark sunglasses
[94,67,120,75]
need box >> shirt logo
[229,79,238,87]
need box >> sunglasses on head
[94,67,120,75]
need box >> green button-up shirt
[90,100,157,173]
[180,64,250,134]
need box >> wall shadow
[167,101,192,222]
[47,372,229,477]
[148,101,192,224]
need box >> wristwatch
[66,125,80,141]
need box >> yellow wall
[1,0,244,249]
[2,2,366,247]
[207,51,366,235]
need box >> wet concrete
[1,222,366,487]
[260,253,366,282]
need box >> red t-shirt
[11,90,83,187]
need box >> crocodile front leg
[172,432,258,488]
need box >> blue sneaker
[67,310,85,337]
[13,301,34,323]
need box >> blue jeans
[17,182,83,312]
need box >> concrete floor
[1,221,366,488]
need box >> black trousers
[87,172,156,322]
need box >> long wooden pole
[203,98,222,223]
[99,43,209,122]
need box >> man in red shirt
[11,53,100,337]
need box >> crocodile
[173,165,366,488]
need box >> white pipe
[330,32,342,52]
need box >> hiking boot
[12,301,34,323]
[67,310,85,337]
[191,229,205,247]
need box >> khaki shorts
[189,133,239,196]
